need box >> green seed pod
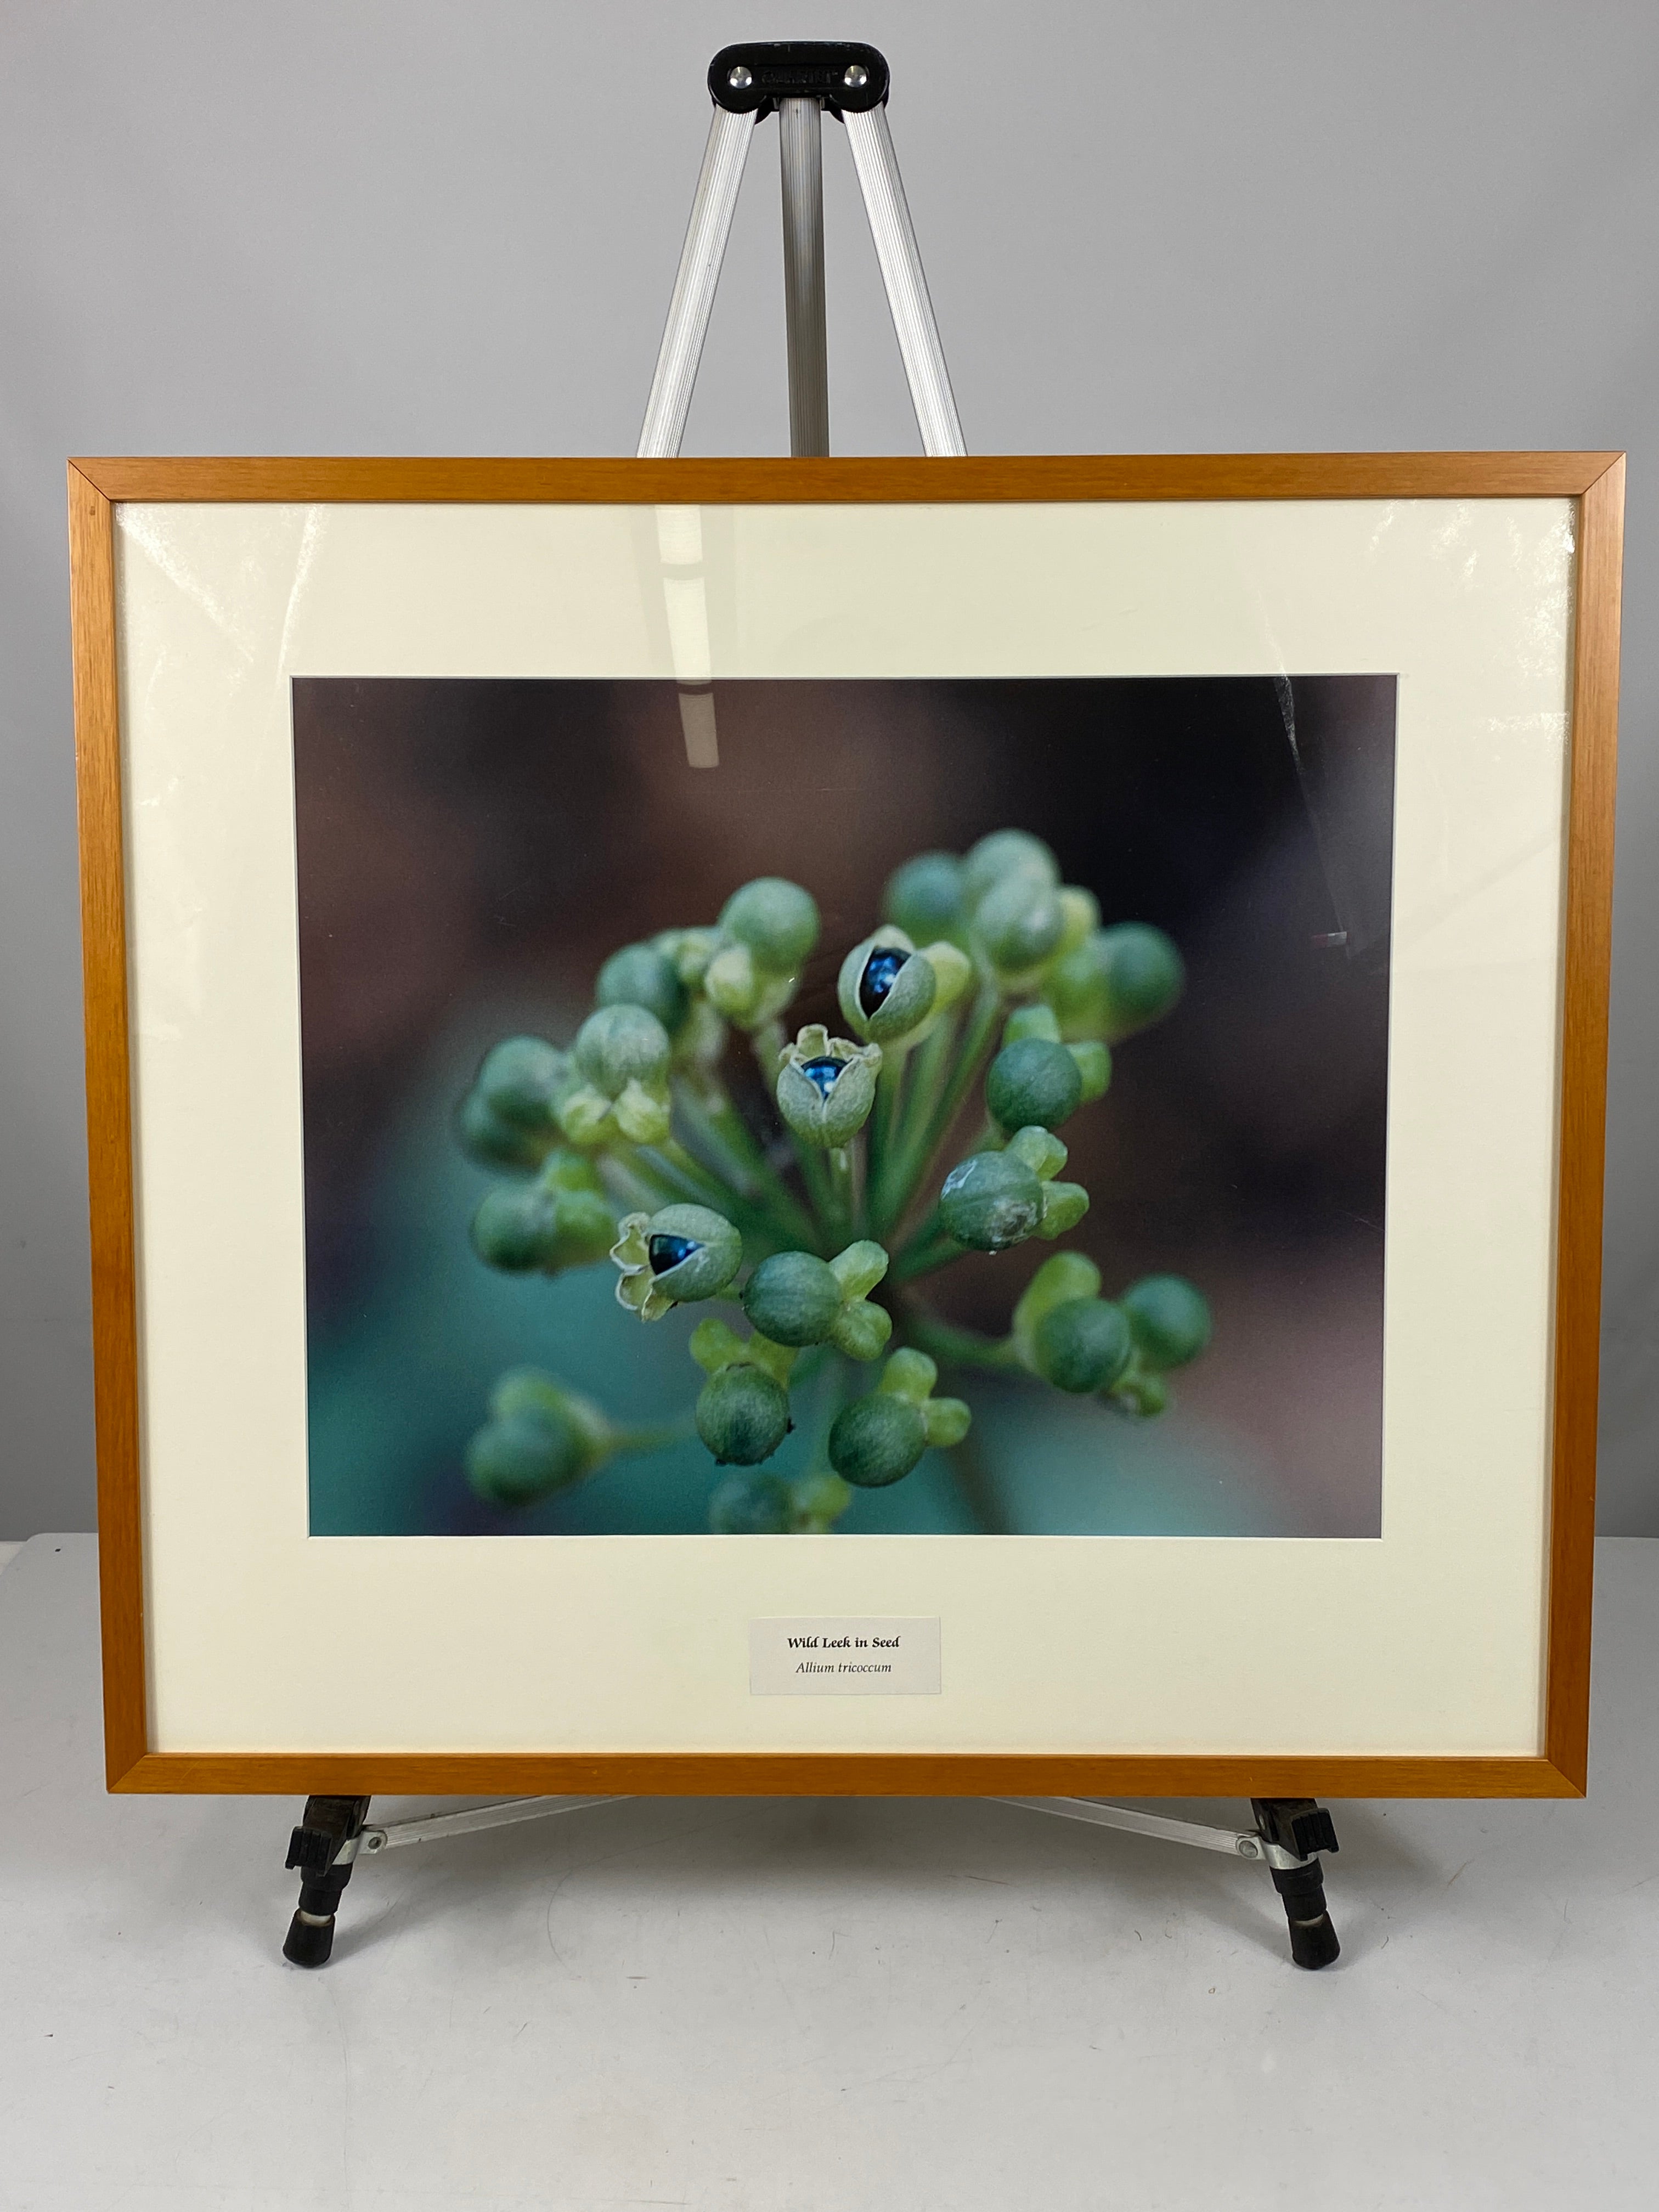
[473,1035,569,1130]
[538,1147,605,1194]
[837,930,938,1045]
[1069,1040,1112,1103]
[881,1347,940,1402]
[1054,886,1102,957]
[1122,1274,1212,1369]
[1032,1297,1133,1393]
[702,940,800,1030]
[1012,1249,1104,1366]
[470,1183,616,1273]
[922,1394,973,1448]
[465,1411,590,1507]
[719,877,820,972]
[775,1024,882,1148]
[789,1469,855,1530]
[939,1149,1045,1252]
[610,1077,673,1147]
[829,1297,892,1362]
[1045,923,1186,1042]
[556,1084,616,1149]
[916,939,974,1017]
[689,1315,798,1386]
[1017,1249,1102,1316]
[1003,1002,1062,1046]
[1109,1367,1169,1419]
[456,1090,549,1174]
[548,1187,618,1267]
[1006,1123,1070,1177]
[985,1037,1085,1133]
[488,1368,579,1426]
[708,1468,793,1531]
[573,1003,672,1098]
[697,1367,793,1468]
[655,926,720,989]
[456,1037,571,1171]
[829,1239,890,1300]
[884,850,968,945]
[612,1204,743,1321]
[961,828,1059,912]
[973,870,1067,978]
[742,1250,844,1348]
[596,942,690,1035]
[469,1185,559,1272]
[1036,1180,1090,1238]
[828,1392,928,1488]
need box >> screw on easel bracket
[708,41,889,119]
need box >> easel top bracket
[708,40,890,119]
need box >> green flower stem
[630,1144,781,1253]
[750,1020,787,1088]
[802,1350,850,1464]
[896,1295,1022,1372]
[867,1049,906,1192]
[673,1082,819,1249]
[611,1413,699,1457]
[879,1009,957,1209]
[656,1137,805,1250]
[874,983,1002,1235]
[599,1152,678,1216]
[826,1146,855,1244]
[892,1201,942,1262]
[632,1142,727,1211]
[890,1228,969,1284]
[783,1131,840,1252]
[943,1428,1010,1536]
[658,1135,747,1209]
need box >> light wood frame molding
[68,452,1625,1800]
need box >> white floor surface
[2,1533,1656,2211]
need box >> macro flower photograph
[294,673,1394,1539]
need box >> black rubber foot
[283,1910,336,1967]
[1285,1906,1341,1970]
[1269,1857,1340,1969]
[281,1796,371,1966]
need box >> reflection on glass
[656,506,718,768]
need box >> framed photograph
[70,453,1622,1798]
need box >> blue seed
[800,1056,843,1099]
[648,1233,701,1274]
[860,946,910,1017]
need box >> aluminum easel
[281,40,1340,1974]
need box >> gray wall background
[2,1,1655,1536]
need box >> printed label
[749,1616,941,1696]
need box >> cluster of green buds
[704,877,821,1030]
[1010,1252,1211,1416]
[454,838,1206,1531]
[465,1369,628,1508]
[470,1148,616,1275]
[556,1005,674,1148]
[828,1351,971,1488]
[938,1127,1090,1252]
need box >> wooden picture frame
[70,452,1623,1800]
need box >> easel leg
[282,1795,371,1967]
[1252,1798,1341,1968]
